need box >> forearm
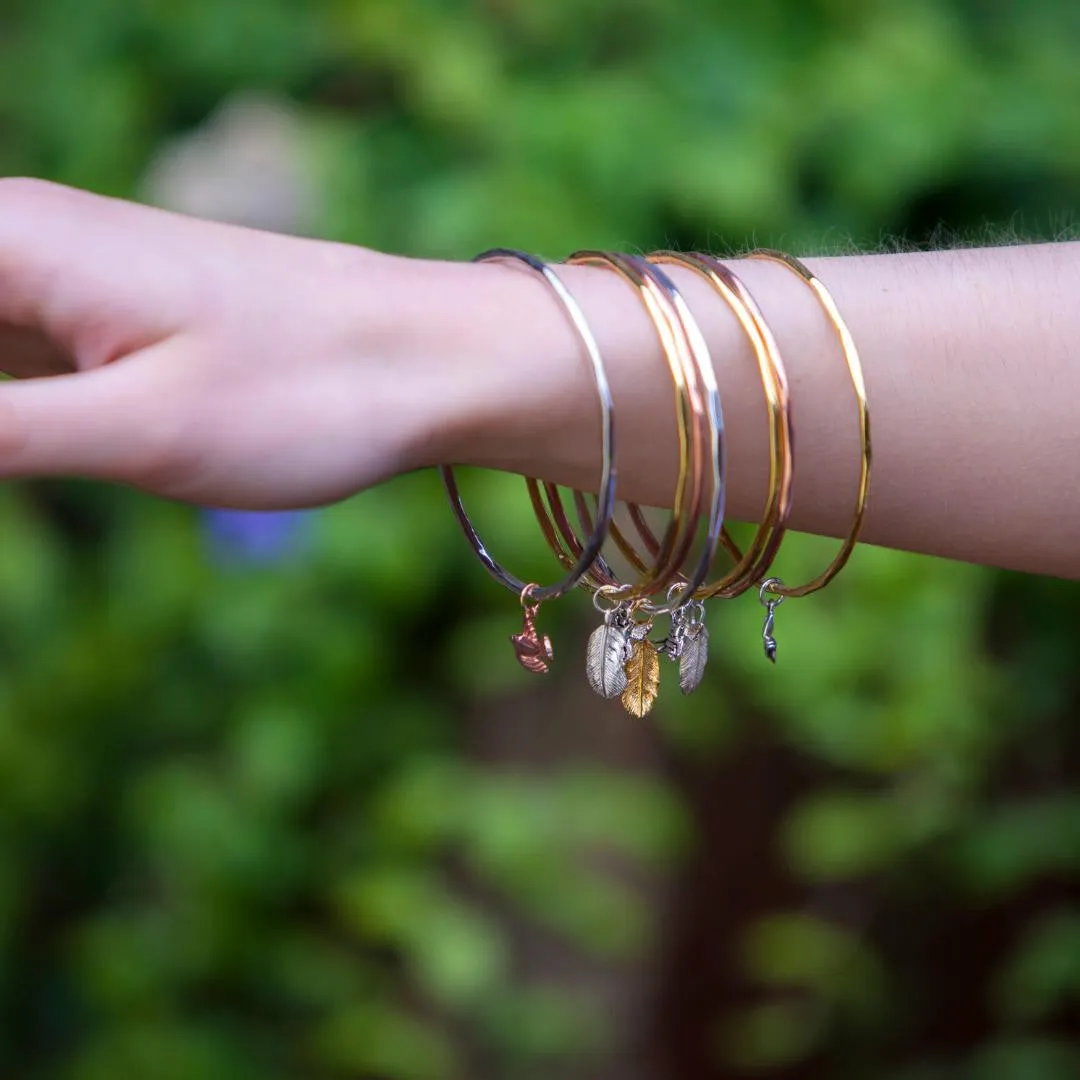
[415,243,1080,580]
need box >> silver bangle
[440,248,618,671]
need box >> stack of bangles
[441,247,871,718]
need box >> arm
[0,179,1076,579]
[460,243,1080,578]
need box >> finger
[0,352,193,487]
[0,179,198,370]
[0,324,76,377]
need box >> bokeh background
[2,2,1080,1078]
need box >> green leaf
[782,791,905,880]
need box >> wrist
[401,253,789,522]
[354,247,867,543]
[393,254,695,491]
[359,252,671,482]
[317,247,498,479]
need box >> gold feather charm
[621,638,661,718]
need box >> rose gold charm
[510,584,554,674]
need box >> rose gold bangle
[532,252,726,714]
[532,254,727,615]
[649,252,795,599]
[573,253,793,602]
[530,249,711,603]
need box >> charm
[621,638,661,718]
[658,604,689,661]
[511,584,554,674]
[658,601,709,694]
[678,620,709,694]
[585,607,632,699]
[759,577,785,665]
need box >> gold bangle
[540,253,730,613]
[649,252,795,600]
[534,249,710,602]
[523,252,721,717]
[748,250,871,598]
[559,254,741,609]
[533,254,731,714]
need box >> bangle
[747,249,871,660]
[440,249,619,674]
[528,252,723,715]
[557,250,710,600]
[535,255,726,611]
[649,252,795,600]
[748,250,871,596]
[615,254,727,614]
[531,252,725,712]
[441,241,869,699]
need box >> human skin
[0,178,1077,579]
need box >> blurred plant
[0,1,1079,1078]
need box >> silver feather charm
[678,621,709,695]
[585,619,631,698]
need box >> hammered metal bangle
[748,250,871,598]
[542,249,709,602]
[526,253,725,716]
[532,253,723,605]
[539,254,727,613]
[617,254,726,614]
[649,252,794,600]
[747,250,870,663]
[440,248,619,673]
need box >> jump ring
[759,577,786,608]
[592,584,625,614]
[520,582,542,612]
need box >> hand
[0,178,473,509]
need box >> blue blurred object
[202,507,312,565]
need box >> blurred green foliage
[1,1,1079,1077]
